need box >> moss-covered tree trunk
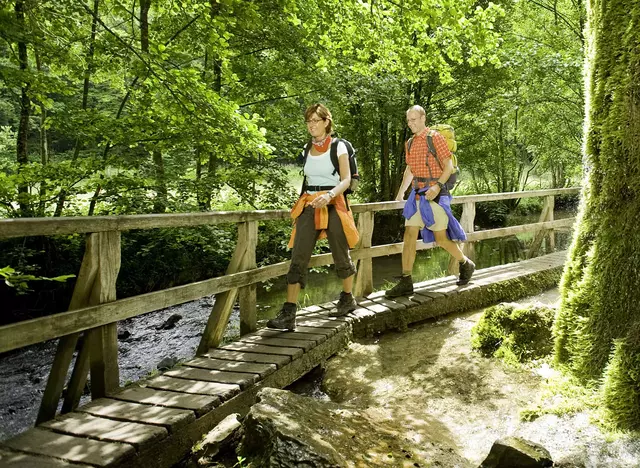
[554,0,640,429]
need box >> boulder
[238,387,471,467]
[193,413,242,463]
[480,436,553,467]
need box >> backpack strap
[300,140,312,196]
[329,138,340,176]
[426,130,444,171]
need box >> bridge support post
[38,230,121,423]
[353,212,374,297]
[529,195,555,258]
[239,221,258,336]
[198,221,256,354]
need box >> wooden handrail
[0,217,575,354]
[0,188,580,240]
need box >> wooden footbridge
[0,188,578,468]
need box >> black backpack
[301,138,360,195]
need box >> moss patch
[471,302,555,366]
[602,327,640,431]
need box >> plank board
[164,367,254,390]
[78,399,194,433]
[220,342,304,358]
[204,349,291,367]
[1,428,134,467]
[40,412,167,451]
[109,386,219,416]
[184,357,277,377]
[0,449,93,468]
[252,328,329,344]
[236,335,316,351]
[144,375,240,397]
[295,318,348,330]
[355,300,391,314]
[370,296,407,311]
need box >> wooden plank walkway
[0,251,566,468]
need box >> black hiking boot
[457,259,476,286]
[330,291,357,317]
[267,302,296,331]
[385,275,414,298]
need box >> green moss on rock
[471,302,555,365]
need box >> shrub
[471,302,555,365]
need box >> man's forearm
[396,167,413,199]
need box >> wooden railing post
[197,221,255,354]
[529,195,555,258]
[449,201,476,275]
[239,221,258,336]
[546,195,555,252]
[38,230,121,423]
[353,212,374,297]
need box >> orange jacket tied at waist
[288,192,360,249]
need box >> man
[386,105,475,298]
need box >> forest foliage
[0,0,585,314]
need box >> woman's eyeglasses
[305,118,325,125]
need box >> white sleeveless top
[303,141,348,192]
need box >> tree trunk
[379,116,390,200]
[140,0,168,213]
[55,0,100,217]
[202,0,222,210]
[34,51,48,216]
[152,149,167,212]
[554,0,640,429]
[15,0,31,217]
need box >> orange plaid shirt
[405,128,452,189]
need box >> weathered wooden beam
[239,221,258,336]
[197,222,254,355]
[37,231,121,424]
[353,212,374,297]
[0,188,580,239]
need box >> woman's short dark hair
[305,103,333,134]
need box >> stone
[193,413,242,463]
[157,356,179,370]
[157,313,182,330]
[480,436,553,467]
[238,387,470,467]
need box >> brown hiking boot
[330,291,357,317]
[266,302,296,330]
[385,275,414,298]
[457,259,475,285]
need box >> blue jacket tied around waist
[402,189,467,243]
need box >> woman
[267,104,359,330]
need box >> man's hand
[425,185,440,201]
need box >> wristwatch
[327,190,337,199]
[436,181,445,190]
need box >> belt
[305,185,335,192]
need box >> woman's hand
[311,193,332,208]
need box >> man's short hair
[406,105,426,117]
